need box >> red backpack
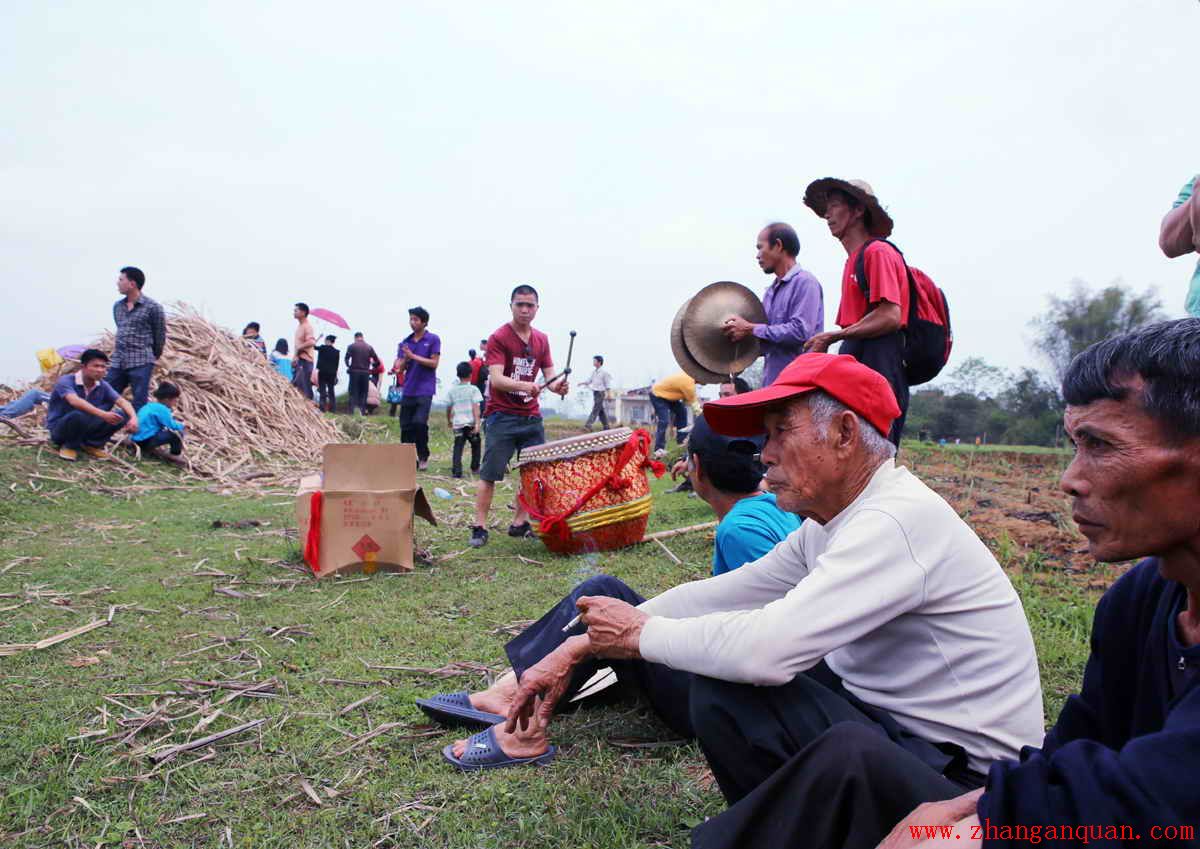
[854,239,953,385]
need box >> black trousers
[505,575,695,737]
[399,395,433,462]
[840,333,909,446]
[135,430,183,455]
[691,722,970,849]
[317,372,337,412]
[451,426,481,477]
[585,391,610,429]
[49,410,127,449]
[347,372,370,414]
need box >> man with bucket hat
[802,178,912,445]
[496,354,1043,846]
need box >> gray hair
[802,391,896,459]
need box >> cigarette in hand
[561,614,582,633]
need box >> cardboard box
[296,444,437,578]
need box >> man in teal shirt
[684,414,801,574]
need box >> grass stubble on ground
[0,420,1099,848]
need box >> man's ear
[836,410,858,452]
[690,453,704,483]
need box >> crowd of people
[4,169,1199,847]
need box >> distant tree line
[908,281,1164,446]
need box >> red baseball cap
[703,353,900,438]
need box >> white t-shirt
[446,382,483,428]
[638,460,1045,773]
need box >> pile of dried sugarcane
[1,303,345,481]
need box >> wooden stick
[653,537,683,565]
[641,521,718,542]
[147,718,267,763]
[0,616,111,656]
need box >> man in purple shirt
[397,306,441,470]
[723,222,824,386]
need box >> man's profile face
[823,197,861,241]
[510,294,539,325]
[116,273,135,295]
[293,306,304,320]
[760,400,836,518]
[593,357,601,368]
[409,314,425,333]
[82,359,108,382]
[1060,384,1200,571]
[756,229,785,275]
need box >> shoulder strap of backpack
[859,238,921,324]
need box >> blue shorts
[479,412,545,482]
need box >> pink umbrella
[310,308,350,329]
[57,344,87,360]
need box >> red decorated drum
[516,427,664,555]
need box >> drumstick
[540,330,577,390]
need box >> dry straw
[0,303,344,482]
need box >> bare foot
[451,719,549,760]
[468,670,518,715]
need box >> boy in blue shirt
[684,414,801,574]
[133,382,186,459]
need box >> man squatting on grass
[418,354,1046,839]
[417,410,801,752]
[46,349,139,462]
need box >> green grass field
[0,419,1097,848]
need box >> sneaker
[58,447,78,462]
[653,448,667,459]
[669,478,694,493]
[469,526,489,548]
[417,459,429,471]
[507,521,534,539]
[82,446,111,460]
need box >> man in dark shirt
[695,319,1200,849]
[343,332,381,416]
[315,335,340,413]
[107,266,165,410]
[47,349,139,462]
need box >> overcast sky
[2,1,1196,400]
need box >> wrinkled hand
[553,379,569,397]
[505,643,582,733]
[99,410,123,426]
[578,596,648,659]
[803,331,840,353]
[670,458,688,481]
[722,314,756,342]
[875,791,983,848]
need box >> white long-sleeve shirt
[582,367,612,392]
[638,460,1044,773]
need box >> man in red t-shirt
[470,284,568,548]
[802,178,910,445]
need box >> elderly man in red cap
[495,353,1043,846]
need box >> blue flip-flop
[416,691,507,728]
[442,725,557,772]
